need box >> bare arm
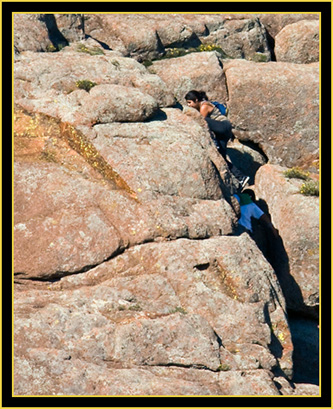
[199,102,214,118]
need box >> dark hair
[185,90,209,102]
[242,189,256,202]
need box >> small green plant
[300,180,319,196]
[46,43,66,52]
[128,304,142,312]
[217,363,231,372]
[283,167,310,181]
[75,79,97,92]
[164,44,229,60]
[141,43,231,68]
[40,149,57,163]
[46,44,57,53]
[76,43,104,55]
[142,60,153,68]
[169,306,188,315]
[197,43,226,55]
[250,52,270,63]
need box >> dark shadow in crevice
[85,34,112,50]
[226,139,268,186]
[265,29,277,62]
[287,310,319,385]
[146,109,168,122]
[250,198,319,386]
[39,14,69,50]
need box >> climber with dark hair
[185,90,249,188]
[234,189,279,238]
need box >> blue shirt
[234,194,264,232]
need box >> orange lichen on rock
[13,105,138,200]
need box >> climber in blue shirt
[234,189,279,238]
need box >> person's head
[242,188,256,202]
[185,90,208,110]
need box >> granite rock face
[255,164,319,317]
[275,20,320,64]
[13,13,320,396]
[224,59,319,170]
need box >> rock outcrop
[275,20,320,64]
[255,164,319,317]
[13,13,320,396]
[224,59,319,170]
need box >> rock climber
[185,90,249,188]
[234,188,283,273]
[234,188,279,238]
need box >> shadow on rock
[39,14,69,50]
[251,199,319,386]
[252,199,308,315]
[287,312,319,385]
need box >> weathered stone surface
[224,59,319,169]
[110,314,221,369]
[218,370,279,395]
[151,51,228,104]
[92,108,227,200]
[255,164,319,317]
[83,14,271,62]
[77,84,158,124]
[201,16,271,62]
[13,106,236,280]
[275,20,319,64]
[257,14,319,39]
[14,237,291,395]
[14,49,175,109]
[13,13,320,396]
[14,14,50,53]
[54,13,85,43]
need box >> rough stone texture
[13,106,237,280]
[218,370,279,395]
[83,14,271,62]
[77,84,159,124]
[14,49,175,111]
[257,13,319,39]
[224,59,319,170]
[151,51,228,104]
[14,14,51,53]
[13,13,320,396]
[255,164,319,317]
[92,108,227,201]
[54,13,85,43]
[201,16,271,62]
[275,20,320,64]
[14,237,292,395]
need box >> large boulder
[224,59,319,170]
[13,106,236,280]
[14,49,175,110]
[256,14,319,39]
[14,237,293,395]
[83,14,271,62]
[201,15,271,62]
[255,164,319,317]
[14,14,51,53]
[150,51,228,103]
[275,20,320,64]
